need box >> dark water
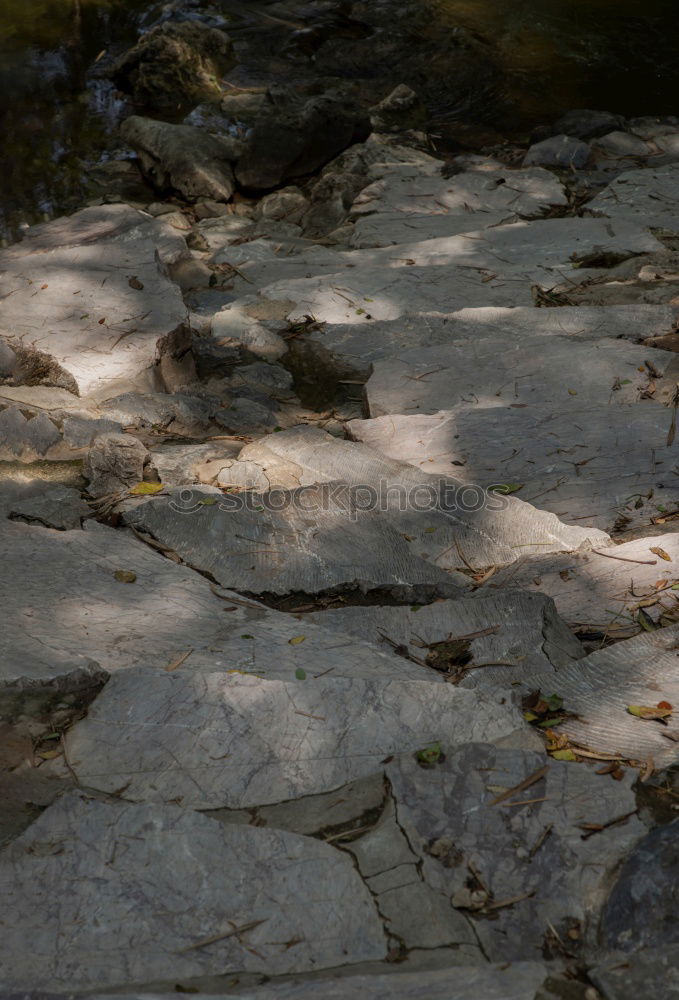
[0,0,148,240]
[430,0,679,131]
[2,0,679,239]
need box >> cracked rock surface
[2,82,679,998]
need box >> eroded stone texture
[64,668,524,808]
[0,518,430,693]
[0,793,386,990]
[384,744,645,961]
[489,533,679,626]
[0,205,187,397]
[523,625,679,766]
[307,590,585,685]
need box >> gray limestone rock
[306,590,585,686]
[232,427,609,574]
[0,407,61,460]
[523,625,679,766]
[586,162,679,229]
[150,441,242,485]
[362,337,671,417]
[7,485,90,530]
[62,414,123,449]
[350,164,567,231]
[383,744,644,961]
[523,135,591,169]
[121,481,464,596]
[236,217,662,324]
[600,819,679,952]
[64,666,524,808]
[489,533,679,627]
[99,391,217,432]
[293,303,679,379]
[593,131,650,158]
[348,398,675,533]
[83,433,149,497]
[550,109,626,140]
[0,793,386,990]
[120,116,239,203]
[0,205,187,397]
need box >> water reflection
[429,0,679,130]
[0,0,146,240]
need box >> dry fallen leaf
[128,482,164,496]
[627,704,672,722]
[650,546,672,562]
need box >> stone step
[0,793,387,991]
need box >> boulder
[110,19,236,113]
[601,819,679,952]
[523,134,591,169]
[83,433,149,497]
[120,116,239,202]
[235,89,371,192]
[549,109,626,140]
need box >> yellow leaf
[288,635,306,645]
[114,570,137,584]
[129,482,164,496]
[627,704,672,721]
[550,749,577,761]
[650,547,672,562]
[37,749,62,760]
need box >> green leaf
[240,634,254,640]
[416,741,443,765]
[295,668,307,680]
[198,496,218,506]
[489,483,524,495]
[546,693,563,711]
[114,570,136,584]
[550,749,577,761]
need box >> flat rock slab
[587,162,679,229]
[0,205,187,397]
[347,165,566,246]
[64,667,524,808]
[348,401,676,532]
[488,533,679,626]
[82,963,549,1000]
[351,164,566,220]
[306,590,585,686]
[6,485,90,530]
[298,303,679,378]
[0,518,428,694]
[363,338,672,417]
[384,743,644,961]
[0,793,386,990]
[122,483,471,597]
[231,427,608,573]
[524,625,679,765]
[239,217,662,323]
